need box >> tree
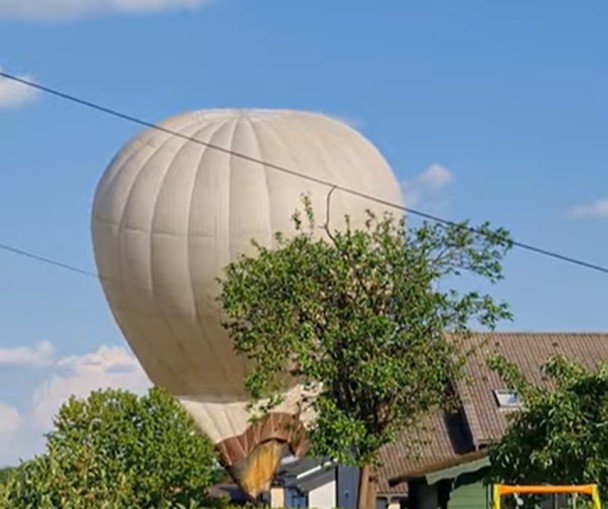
[220,201,512,509]
[1,387,216,509]
[0,468,13,485]
[0,468,15,508]
[489,354,608,502]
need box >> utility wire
[0,242,98,278]
[1,70,608,275]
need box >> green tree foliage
[0,387,216,509]
[489,354,608,501]
[0,468,14,484]
[0,468,15,507]
[221,201,511,508]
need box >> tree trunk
[367,471,378,509]
[358,464,371,509]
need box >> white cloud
[0,403,21,437]
[0,69,38,109]
[0,340,53,367]
[32,345,150,430]
[401,164,454,208]
[0,403,22,464]
[415,164,453,189]
[0,343,151,465]
[0,0,213,20]
[570,198,608,219]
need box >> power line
[1,70,608,275]
[0,242,97,278]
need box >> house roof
[459,332,608,446]
[278,456,324,477]
[376,332,608,496]
[377,409,474,495]
[389,450,489,486]
[296,468,335,492]
[275,457,337,493]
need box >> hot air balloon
[91,109,401,496]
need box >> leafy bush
[0,387,216,508]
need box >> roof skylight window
[493,389,521,408]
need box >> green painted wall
[448,481,486,509]
[448,471,488,509]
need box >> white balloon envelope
[91,109,401,486]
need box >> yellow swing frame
[491,484,602,509]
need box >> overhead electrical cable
[0,241,98,277]
[1,69,607,275]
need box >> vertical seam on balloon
[259,118,306,186]
[209,402,245,453]
[93,138,145,217]
[296,120,346,231]
[111,121,201,388]
[228,115,243,264]
[224,117,247,400]
[270,117,349,232]
[242,118,304,434]
[146,121,222,393]
[246,115,274,243]
[115,119,204,390]
[258,118,314,233]
[98,114,198,214]
[194,403,226,447]
[221,117,249,433]
[222,115,256,428]
[241,118,310,405]
[116,116,203,239]
[186,117,245,404]
[223,115,268,404]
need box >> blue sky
[0,0,607,465]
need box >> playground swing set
[491,484,602,509]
